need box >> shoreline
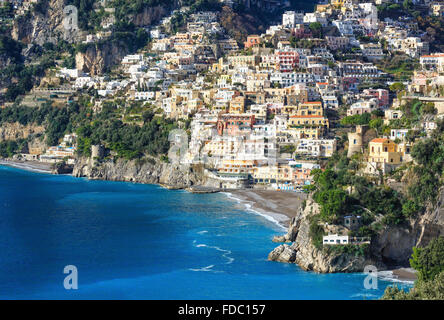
[1,160,418,285]
[0,159,53,174]
[378,268,417,284]
[224,189,308,230]
[1,159,307,230]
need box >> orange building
[244,35,261,49]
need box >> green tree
[389,82,405,92]
[309,22,323,38]
[410,237,444,281]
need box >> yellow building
[288,115,329,128]
[331,0,346,8]
[286,127,322,139]
[227,55,260,67]
[218,159,257,174]
[282,101,324,116]
[298,101,324,116]
[187,99,204,113]
[368,138,403,164]
[229,96,246,114]
[252,163,293,184]
[282,105,299,115]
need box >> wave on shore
[377,269,416,285]
[222,192,287,231]
[0,160,52,174]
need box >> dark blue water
[0,165,410,299]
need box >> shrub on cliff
[309,216,324,250]
[382,270,444,300]
[404,122,444,216]
[311,168,354,223]
[410,236,444,282]
[324,244,369,257]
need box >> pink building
[217,114,256,136]
[291,25,312,39]
[277,50,299,72]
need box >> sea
[0,165,412,299]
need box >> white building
[360,43,385,61]
[122,54,144,65]
[420,53,444,72]
[322,95,339,109]
[347,98,378,116]
[134,91,155,101]
[295,139,336,158]
[75,76,94,88]
[270,72,314,87]
[323,234,349,245]
[57,68,84,79]
[282,11,304,28]
[390,129,409,141]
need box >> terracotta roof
[370,138,389,143]
[290,115,325,118]
[421,54,444,58]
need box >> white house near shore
[323,234,349,245]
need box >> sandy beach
[225,189,308,228]
[378,267,417,284]
[391,268,418,282]
[0,159,53,174]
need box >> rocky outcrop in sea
[268,199,380,273]
[269,190,444,273]
[72,156,219,189]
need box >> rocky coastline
[72,156,217,189]
[268,198,382,273]
[268,191,444,278]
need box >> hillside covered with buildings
[1,0,444,298]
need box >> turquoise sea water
[0,165,411,299]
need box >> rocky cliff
[72,156,219,189]
[133,5,169,27]
[0,122,45,142]
[11,0,68,45]
[269,199,380,273]
[270,190,444,272]
[75,42,128,75]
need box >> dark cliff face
[75,42,128,75]
[132,5,169,27]
[370,187,444,266]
